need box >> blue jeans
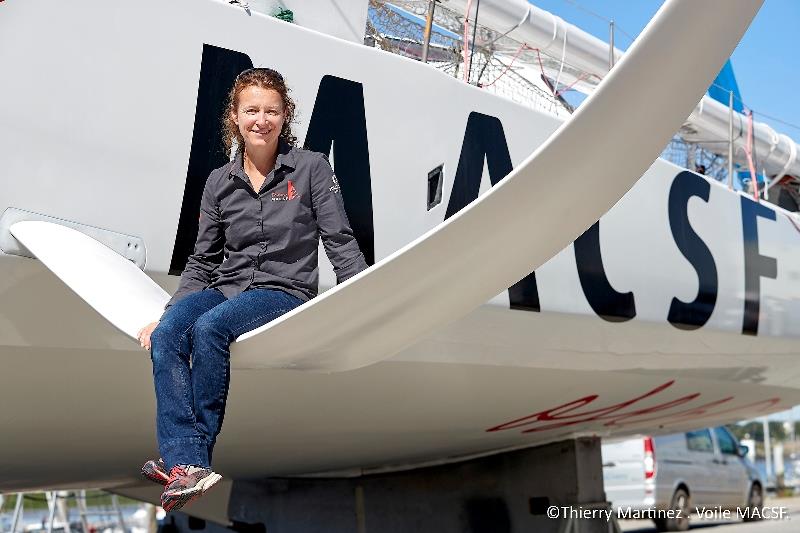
[150,288,303,470]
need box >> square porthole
[427,164,444,210]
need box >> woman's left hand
[137,321,160,351]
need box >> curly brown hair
[222,68,298,155]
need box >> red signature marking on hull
[487,380,782,434]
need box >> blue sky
[530,0,800,144]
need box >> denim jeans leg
[190,289,304,464]
[150,289,226,470]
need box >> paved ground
[618,496,800,532]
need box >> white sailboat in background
[1,0,797,529]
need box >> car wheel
[653,488,691,531]
[743,483,763,522]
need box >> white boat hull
[1,0,794,494]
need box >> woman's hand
[137,321,160,351]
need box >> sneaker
[160,465,222,512]
[141,458,169,485]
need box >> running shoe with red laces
[160,465,222,512]
[141,458,169,485]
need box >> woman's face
[233,85,286,151]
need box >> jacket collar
[230,139,296,181]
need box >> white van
[602,426,763,531]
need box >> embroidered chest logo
[330,174,341,194]
[272,180,300,202]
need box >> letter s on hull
[667,171,718,330]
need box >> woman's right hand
[137,321,160,351]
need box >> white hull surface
[1,0,797,493]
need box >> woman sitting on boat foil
[136,68,368,512]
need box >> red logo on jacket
[272,180,299,202]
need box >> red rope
[555,72,593,97]
[786,213,800,235]
[535,48,546,80]
[463,0,474,83]
[481,44,598,99]
[745,109,760,201]
[483,43,533,88]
